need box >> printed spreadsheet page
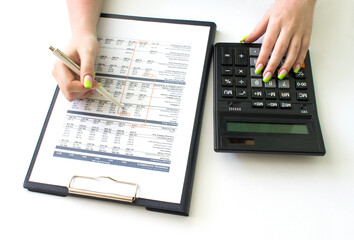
[29,16,211,203]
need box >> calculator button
[221,77,233,86]
[222,66,233,76]
[250,57,257,67]
[252,90,263,99]
[235,67,246,76]
[228,101,241,108]
[222,88,233,98]
[222,48,233,65]
[249,47,260,56]
[266,102,278,108]
[295,80,307,89]
[251,78,263,88]
[279,91,291,100]
[252,101,264,108]
[235,89,247,98]
[235,78,247,87]
[297,92,309,101]
[235,48,248,66]
[265,90,277,99]
[264,79,276,88]
[299,104,309,111]
[280,102,292,109]
[294,69,306,78]
[278,79,290,89]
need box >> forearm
[66,0,103,36]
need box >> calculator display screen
[226,122,309,134]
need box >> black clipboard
[24,14,216,216]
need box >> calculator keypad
[214,43,325,155]
[218,44,311,112]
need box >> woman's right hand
[52,32,99,101]
[242,0,316,82]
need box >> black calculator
[213,43,325,155]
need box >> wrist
[66,0,103,38]
[68,31,99,55]
[71,22,98,38]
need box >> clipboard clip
[68,176,138,203]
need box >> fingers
[249,22,309,82]
[261,27,292,81]
[255,18,282,82]
[52,37,99,102]
[277,35,302,78]
[79,46,98,88]
[52,60,93,101]
[268,33,309,80]
[241,0,315,82]
[292,35,311,73]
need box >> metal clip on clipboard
[68,176,138,203]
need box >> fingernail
[240,34,250,43]
[255,64,264,74]
[293,64,301,74]
[263,72,272,82]
[83,75,93,88]
[278,69,288,80]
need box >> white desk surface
[1,0,353,239]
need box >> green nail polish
[84,76,92,88]
[263,74,272,83]
[278,72,287,80]
[240,34,250,43]
[293,68,300,74]
[255,65,264,74]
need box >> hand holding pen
[51,32,100,101]
[50,43,124,109]
[51,0,102,101]
[48,1,124,107]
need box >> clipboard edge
[23,86,60,189]
[24,181,68,197]
[175,23,216,216]
[100,13,216,29]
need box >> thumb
[79,50,96,89]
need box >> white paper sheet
[30,16,211,204]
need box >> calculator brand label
[229,107,241,111]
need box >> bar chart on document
[55,36,191,173]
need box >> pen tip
[49,46,55,52]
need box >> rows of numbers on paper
[54,37,194,172]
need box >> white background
[1,0,353,239]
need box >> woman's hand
[242,0,316,82]
[52,0,103,101]
[52,33,99,101]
